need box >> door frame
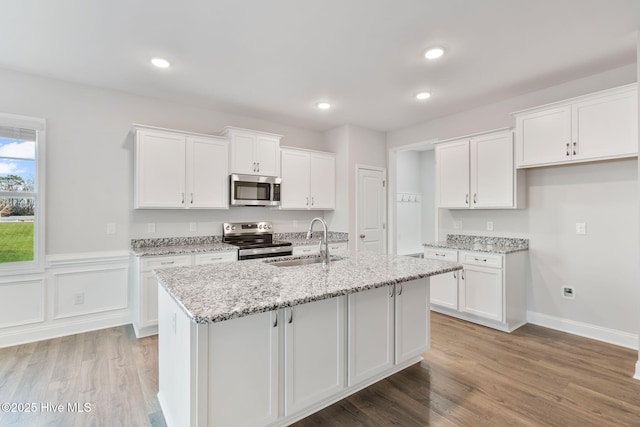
[355,164,387,253]
[387,140,438,255]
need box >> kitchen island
[155,250,461,427]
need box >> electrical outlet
[147,223,156,233]
[575,222,586,235]
[106,223,116,235]
[487,221,494,231]
[562,286,575,299]
[74,293,85,305]
[189,222,197,232]
[453,220,462,229]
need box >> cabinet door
[436,140,470,208]
[186,136,228,208]
[459,266,503,322]
[515,106,571,167]
[208,310,279,426]
[141,272,160,326]
[429,271,458,310]
[280,150,311,209]
[309,153,335,209]
[255,136,280,176]
[471,131,515,208]
[395,279,429,364]
[230,132,257,174]
[347,285,394,386]
[135,130,186,208]
[572,89,638,161]
[284,297,345,415]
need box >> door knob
[360,234,365,239]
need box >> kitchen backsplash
[446,234,529,248]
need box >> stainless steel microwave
[230,174,281,206]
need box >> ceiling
[2,0,639,133]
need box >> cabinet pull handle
[288,308,293,324]
[210,257,222,261]
[566,143,570,156]
[306,197,309,206]
[573,142,577,155]
[465,193,469,205]
[273,312,278,328]
[190,193,194,204]
[435,253,445,257]
[461,270,465,280]
[453,271,457,279]
[473,193,477,204]
[311,197,315,206]
[160,261,175,265]
[181,192,185,204]
[256,162,260,172]
[389,286,394,298]
[252,162,256,172]
[397,284,403,296]
[474,257,488,262]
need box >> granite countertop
[155,250,461,324]
[424,234,529,254]
[131,232,349,257]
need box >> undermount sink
[265,255,344,267]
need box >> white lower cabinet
[284,297,346,415]
[347,285,394,386]
[209,310,279,426]
[424,248,527,332]
[132,251,237,338]
[395,280,430,363]
[158,278,430,427]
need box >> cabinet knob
[359,234,365,239]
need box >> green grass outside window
[0,222,34,262]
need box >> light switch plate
[487,221,494,231]
[454,220,462,229]
[147,223,156,233]
[106,223,116,235]
[575,222,586,235]
[189,222,197,232]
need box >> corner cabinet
[134,126,229,209]
[514,84,638,168]
[223,126,281,176]
[131,251,237,338]
[435,129,525,209]
[280,147,336,210]
[424,248,527,332]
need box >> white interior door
[357,167,386,253]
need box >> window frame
[0,113,45,275]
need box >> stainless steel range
[223,221,292,260]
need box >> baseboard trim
[0,312,131,348]
[527,311,638,350]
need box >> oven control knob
[268,224,272,229]
[231,226,236,231]
[225,225,230,231]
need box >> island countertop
[155,250,461,324]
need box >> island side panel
[158,286,207,427]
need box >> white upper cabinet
[280,147,335,210]
[436,129,524,209]
[223,126,281,176]
[134,126,229,209]
[514,84,638,168]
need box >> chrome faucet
[306,217,329,266]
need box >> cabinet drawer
[328,242,347,252]
[459,252,503,268]
[293,245,318,256]
[424,248,457,262]
[141,255,192,272]
[194,251,237,265]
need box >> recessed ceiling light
[424,47,444,60]
[316,102,331,110]
[151,57,171,68]
[415,92,431,100]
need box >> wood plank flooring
[1,313,639,426]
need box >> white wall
[0,67,326,254]
[420,150,436,245]
[387,64,640,345]
[324,126,349,233]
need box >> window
[0,113,45,273]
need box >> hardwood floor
[1,313,639,426]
